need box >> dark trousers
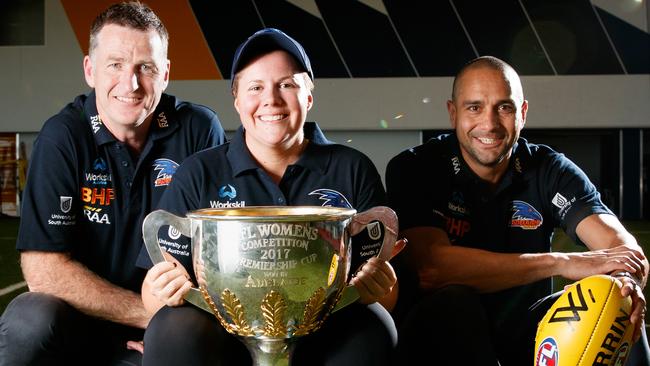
[143,302,397,366]
[394,285,650,366]
[0,292,143,366]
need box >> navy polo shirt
[137,122,386,275]
[17,91,226,292]
[386,133,611,326]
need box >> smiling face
[447,65,528,182]
[83,24,170,133]
[233,50,313,153]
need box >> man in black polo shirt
[0,3,225,365]
[137,28,403,365]
[386,56,649,365]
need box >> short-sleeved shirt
[17,91,226,292]
[136,122,386,276]
[385,133,612,326]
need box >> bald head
[451,56,524,104]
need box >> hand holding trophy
[142,206,397,366]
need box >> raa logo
[309,189,352,208]
[157,112,168,128]
[510,200,543,230]
[83,206,111,225]
[90,115,102,133]
[152,158,179,187]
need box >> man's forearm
[425,245,558,292]
[402,227,559,293]
[21,251,150,328]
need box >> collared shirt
[136,122,386,275]
[17,91,226,292]
[386,133,611,326]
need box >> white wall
[323,130,422,184]
[1,0,649,135]
[3,0,649,180]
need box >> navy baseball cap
[230,28,313,87]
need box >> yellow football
[534,274,633,366]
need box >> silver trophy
[142,206,397,366]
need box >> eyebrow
[245,75,298,84]
[106,55,157,65]
[106,55,127,63]
[461,98,515,106]
[461,100,482,106]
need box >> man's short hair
[451,56,518,101]
[89,1,169,57]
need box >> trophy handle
[333,206,399,312]
[142,209,212,313]
[349,206,398,261]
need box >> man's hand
[555,245,646,282]
[613,272,646,342]
[21,251,150,328]
[126,340,144,354]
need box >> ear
[446,100,457,129]
[306,93,313,111]
[83,55,95,88]
[233,96,241,115]
[161,59,170,90]
[520,100,528,128]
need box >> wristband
[611,271,641,288]
[612,271,633,279]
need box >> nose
[481,108,500,130]
[261,86,281,106]
[119,68,140,92]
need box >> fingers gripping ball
[534,275,633,366]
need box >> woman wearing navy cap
[137,28,405,366]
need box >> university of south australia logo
[60,196,72,213]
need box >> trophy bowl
[143,206,397,366]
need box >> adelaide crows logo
[510,200,543,230]
[309,189,352,208]
[152,158,179,187]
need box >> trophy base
[243,337,293,366]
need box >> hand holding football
[534,274,633,366]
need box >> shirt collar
[83,90,114,146]
[83,91,178,146]
[227,126,258,176]
[227,121,334,176]
[147,94,180,141]
[296,122,333,175]
[447,133,528,193]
